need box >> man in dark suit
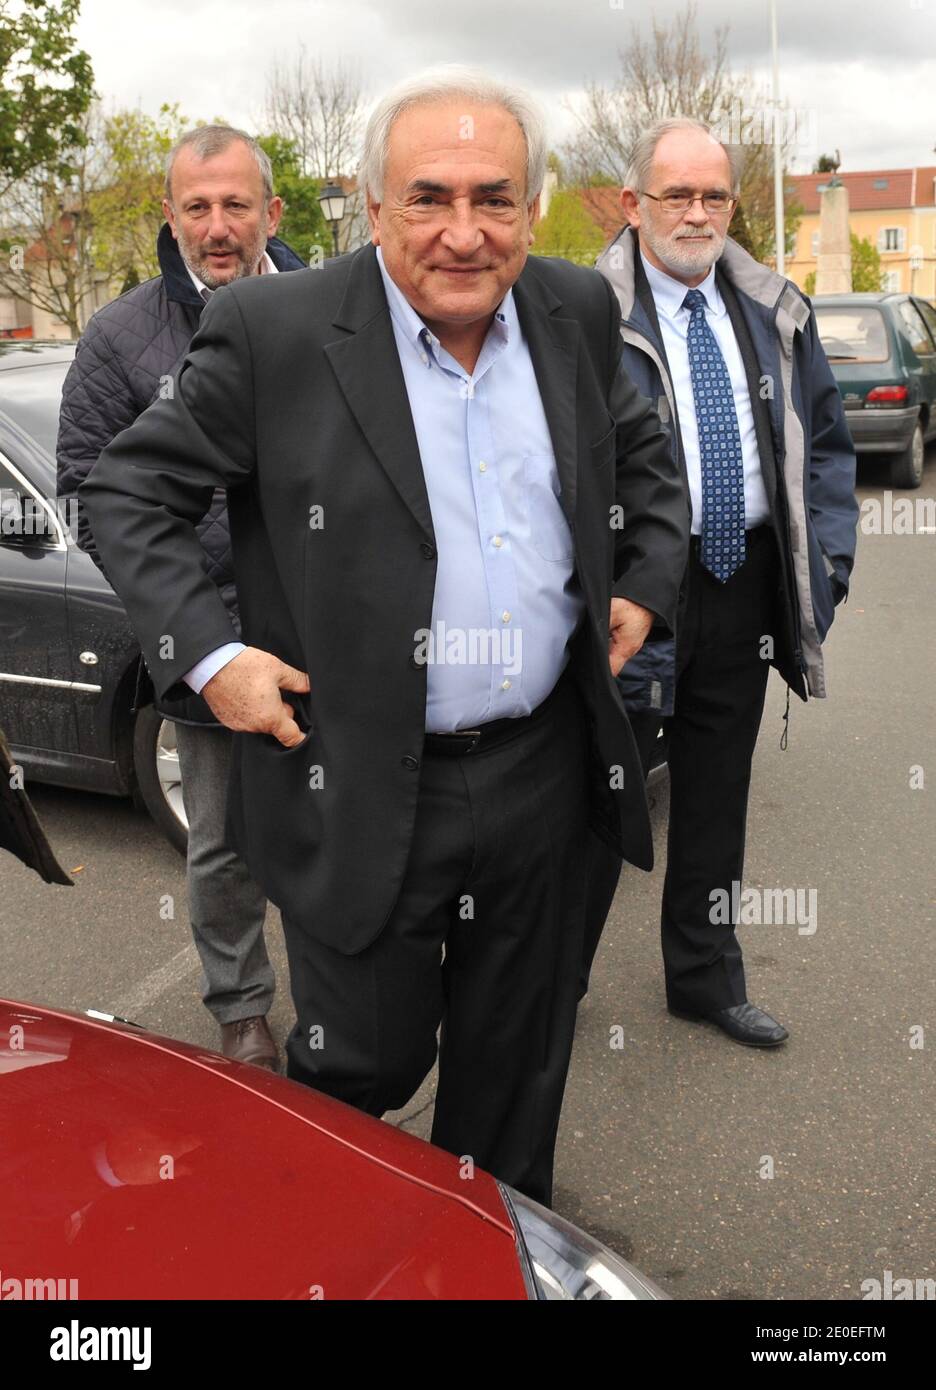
[79,68,688,1206]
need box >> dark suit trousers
[661,526,778,1012]
[579,528,779,1009]
[280,666,591,1208]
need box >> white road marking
[113,944,201,1020]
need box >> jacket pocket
[806,523,835,643]
[261,687,315,752]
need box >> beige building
[786,167,936,298]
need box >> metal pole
[770,0,785,275]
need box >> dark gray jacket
[57,222,305,723]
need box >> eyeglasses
[639,191,737,215]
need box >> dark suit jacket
[79,244,688,953]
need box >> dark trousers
[281,667,591,1207]
[662,527,778,1010]
[580,527,779,1012]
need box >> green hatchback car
[814,292,936,488]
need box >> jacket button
[420,542,436,559]
[401,755,419,770]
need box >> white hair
[359,65,548,204]
[624,117,744,196]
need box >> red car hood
[0,1000,527,1300]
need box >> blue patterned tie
[683,288,745,581]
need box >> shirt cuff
[183,642,246,693]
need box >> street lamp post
[770,0,785,276]
[318,183,347,259]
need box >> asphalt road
[3,448,934,1301]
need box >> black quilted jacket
[57,223,305,723]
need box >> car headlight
[498,1183,669,1301]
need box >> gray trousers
[173,720,275,1023]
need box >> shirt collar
[186,248,277,299]
[375,244,514,368]
[640,250,718,319]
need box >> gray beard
[178,228,268,290]
[641,221,725,279]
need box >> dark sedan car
[0,342,187,853]
[814,292,936,488]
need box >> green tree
[533,189,606,265]
[0,0,94,195]
[88,103,190,286]
[804,233,884,295]
[257,133,328,265]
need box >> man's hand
[608,597,654,677]
[201,647,311,747]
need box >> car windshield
[815,307,889,362]
[0,361,71,462]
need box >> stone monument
[815,153,852,293]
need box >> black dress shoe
[668,1001,789,1047]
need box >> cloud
[75,0,936,172]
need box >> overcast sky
[76,0,936,174]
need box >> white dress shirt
[640,252,769,535]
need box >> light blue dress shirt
[186,248,585,732]
[376,246,583,731]
[640,253,769,535]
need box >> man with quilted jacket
[57,126,305,1070]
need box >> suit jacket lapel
[513,263,581,527]
[324,245,435,540]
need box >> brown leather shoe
[219,1016,279,1072]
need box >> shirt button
[420,542,436,559]
[401,755,419,770]
[492,535,503,548]
[479,461,487,473]
[501,610,511,623]
[501,679,511,691]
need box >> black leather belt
[423,667,571,757]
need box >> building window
[811,231,820,256]
[882,269,901,292]
[878,226,906,253]
[873,178,889,190]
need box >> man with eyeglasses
[585,117,858,1046]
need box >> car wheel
[890,419,925,489]
[132,705,188,856]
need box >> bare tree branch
[560,0,801,263]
